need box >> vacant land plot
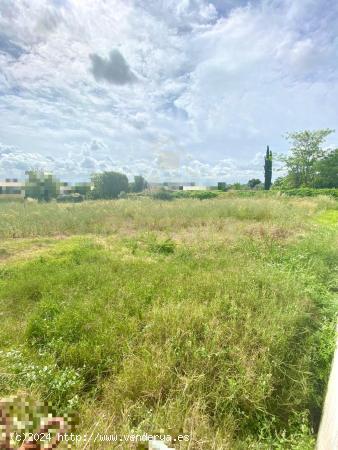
[0,196,337,449]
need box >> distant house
[59,182,73,195]
[148,182,196,191]
[0,179,25,199]
[163,182,189,190]
[180,185,208,191]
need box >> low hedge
[278,188,338,198]
[56,193,84,203]
[173,190,218,200]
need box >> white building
[181,185,208,191]
[0,179,25,199]
[59,182,73,195]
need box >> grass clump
[148,236,176,254]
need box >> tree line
[24,172,148,202]
[22,128,337,201]
[274,129,337,189]
[244,129,337,191]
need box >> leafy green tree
[248,178,262,189]
[217,182,228,191]
[130,175,148,193]
[73,182,92,197]
[313,148,338,188]
[152,189,174,201]
[25,171,60,201]
[271,176,289,189]
[264,146,272,190]
[231,182,245,190]
[91,171,129,199]
[279,129,334,188]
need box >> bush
[278,188,338,198]
[148,237,175,255]
[192,190,217,200]
[152,190,174,201]
[56,193,84,203]
[130,175,148,193]
[217,182,228,191]
[91,171,129,199]
[173,190,218,200]
[118,191,128,199]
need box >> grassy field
[0,196,337,449]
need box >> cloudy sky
[0,0,337,183]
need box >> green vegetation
[173,190,219,200]
[278,129,337,189]
[91,173,148,199]
[264,146,273,190]
[0,196,337,449]
[313,149,338,188]
[90,171,130,199]
[218,181,228,191]
[73,182,92,197]
[20,171,149,202]
[248,178,262,189]
[277,188,338,198]
[25,171,60,202]
[57,193,84,203]
[151,189,175,201]
[130,175,148,193]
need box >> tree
[152,189,174,201]
[248,178,262,189]
[25,171,59,201]
[279,129,334,188]
[264,146,272,190]
[73,182,92,197]
[231,182,245,190]
[271,176,289,189]
[91,171,129,199]
[131,175,148,193]
[313,148,338,188]
[217,182,228,191]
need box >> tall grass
[0,197,337,449]
[0,196,336,238]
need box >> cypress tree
[264,146,272,190]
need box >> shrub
[148,237,175,254]
[56,193,84,203]
[278,188,338,198]
[217,182,228,191]
[152,190,174,201]
[130,175,148,193]
[173,190,218,200]
[192,190,217,200]
[91,171,129,199]
[118,191,128,199]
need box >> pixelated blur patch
[0,395,78,449]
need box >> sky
[0,0,338,183]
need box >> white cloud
[0,0,338,182]
[0,140,268,183]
